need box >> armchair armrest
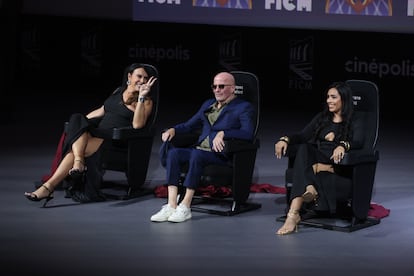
[112,126,154,140]
[341,150,379,165]
[284,144,379,165]
[223,139,260,153]
[170,134,260,153]
[285,144,299,158]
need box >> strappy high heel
[277,209,301,235]
[302,185,318,203]
[69,159,87,179]
[24,184,54,207]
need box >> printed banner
[192,0,252,9]
[133,0,413,33]
[325,0,393,16]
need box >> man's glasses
[211,84,233,90]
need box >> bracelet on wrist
[279,136,290,144]
[138,96,145,103]
[339,140,350,151]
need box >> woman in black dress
[274,81,364,235]
[24,63,157,205]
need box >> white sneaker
[150,204,175,222]
[168,203,192,223]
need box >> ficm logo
[265,0,312,12]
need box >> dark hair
[314,81,354,141]
[118,63,151,92]
[115,63,158,106]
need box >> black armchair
[278,79,380,232]
[171,71,262,216]
[99,64,159,199]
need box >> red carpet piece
[153,184,233,198]
[250,183,286,194]
[41,132,66,183]
[153,183,390,219]
[368,202,391,219]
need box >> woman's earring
[127,80,131,85]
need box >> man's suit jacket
[174,97,255,148]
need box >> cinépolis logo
[345,57,414,78]
[128,44,190,61]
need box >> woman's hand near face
[139,76,157,97]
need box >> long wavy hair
[314,81,354,141]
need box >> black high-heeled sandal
[24,184,54,207]
[69,159,87,180]
[68,170,86,182]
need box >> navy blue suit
[164,97,255,189]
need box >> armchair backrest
[346,79,379,151]
[230,71,260,139]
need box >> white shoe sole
[167,214,192,223]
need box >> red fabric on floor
[153,183,283,198]
[41,132,66,183]
[153,184,232,198]
[250,183,286,194]
[368,202,390,219]
[153,183,390,219]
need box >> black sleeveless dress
[63,88,133,154]
[62,88,134,202]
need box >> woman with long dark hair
[24,63,157,205]
[274,81,364,235]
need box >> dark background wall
[2,2,414,128]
